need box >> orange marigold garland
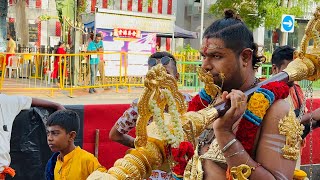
[236,81,290,155]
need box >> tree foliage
[56,0,76,23]
[0,0,8,17]
[209,0,320,30]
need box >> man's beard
[216,75,243,92]
[213,76,223,89]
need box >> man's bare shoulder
[262,99,290,132]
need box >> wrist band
[222,138,237,152]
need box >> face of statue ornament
[200,38,246,92]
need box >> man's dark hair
[57,41,64,46]
[47,110,80,134]
[149,51,177,74]
[203,9,264,69]
[271,45,295,68]
[96,33,102,38]
[149,51,177,66]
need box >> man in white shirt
[0,94,64,179]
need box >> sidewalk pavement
[1,87,197,105]
[2,87,320,105]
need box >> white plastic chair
[6,56,20,78]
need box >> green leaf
[208,0,318,30]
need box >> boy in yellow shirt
[45,110,106,180]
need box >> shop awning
[84,21,95,32]
[156,25,199,39]
[84,21,198,39]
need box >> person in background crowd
[271,45,320,174]
[87,33,104,94]
[45,110,106,180]
[271,45,320,138]
[5,34,16,77]
[52,41,66,86]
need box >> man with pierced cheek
[187,10,299,180]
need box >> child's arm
[87,156,107,174]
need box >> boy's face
[46,125,76,152]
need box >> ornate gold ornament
[283,7,320,82]
[197,67,222,100]
[201,139,226,164]
[87,64,221,180]
[86,171,118,180]
[184,146,204,180]
[278,109,304,160]
[230,164,254,180]
[135,64,188,148]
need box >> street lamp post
[199,0,205,47]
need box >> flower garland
[149,89,184,148]
[149,89,195,178]
[236,81,290,155]
[171,142,194,178]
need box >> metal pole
[199,0,205,47]
[94,7,97,37]
[171,13,175,53]
[72,0,77,86]
[74,0,77,47]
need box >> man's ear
[68,131,77,142]
[176,72,180,81]
[240,48,253,67]
[271,64,278,75]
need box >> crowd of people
[1,9,320,180]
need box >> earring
[244,62,248,67]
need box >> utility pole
[0,0,8,51]
[72,0,80,89]
[199,0,205,47]
[280,0,291,46]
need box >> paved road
[3,87,320,105]
[2,87,196,105]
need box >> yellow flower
[249,100,260,108]
[254,93,265,99]
[293,169,307,180]
[247,92,270,119]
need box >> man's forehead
[200,38,225,53]
[47,125,63,131]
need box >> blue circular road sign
[282,16,294,32]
